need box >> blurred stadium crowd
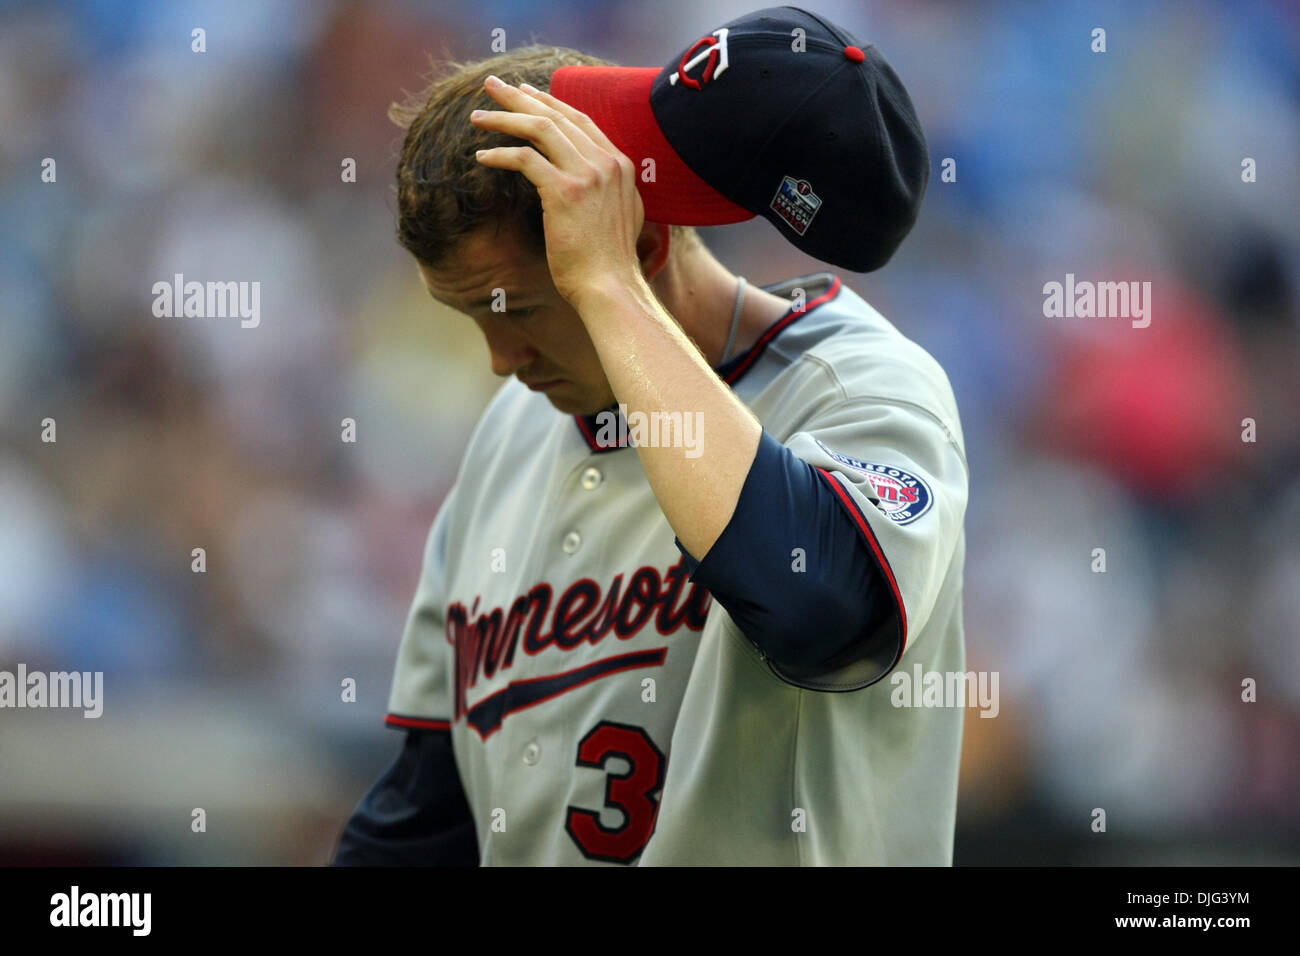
[0,0,1296,864]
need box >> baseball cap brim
[550,65,755,227]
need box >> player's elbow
[750,583,871,670]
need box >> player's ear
[635,221,672,282]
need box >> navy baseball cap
[550,6,929,272]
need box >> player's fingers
[470,105,588,175]
[487,77,605,157]
[518,82,622,159]
[515,82,640,197]
[474,144,556,189]
[479,76,606,169]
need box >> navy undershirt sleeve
[332,728,478,866]
[674,429,896,671]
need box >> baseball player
[334,6,967,866]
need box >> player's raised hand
[470,75,646,306]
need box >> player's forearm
[572,274,762,560]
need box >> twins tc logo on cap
[668,28,730,89]
[816,439,933,524]
[771,176,822,235]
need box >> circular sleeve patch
[815,439,934,524]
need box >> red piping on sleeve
[814,467,908,653]
[384,714,452,731]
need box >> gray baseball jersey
[385,271,968,865]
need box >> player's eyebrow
[426,286,536,311]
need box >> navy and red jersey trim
[384,714,452,731]
[573,275,844,453]
[814,467,908,662]
[574,412,631,455]
[721,277,842,385]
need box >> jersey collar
[573,273,842,454]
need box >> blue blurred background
[0,0,1297,864]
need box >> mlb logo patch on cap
[771,176,822,236]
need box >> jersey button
[562,530,582,554]
[580,466,602,490]
[522,739,541,765]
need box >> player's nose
[481,323,538,378]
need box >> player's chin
[535,384,595,416]
[540,384,588,415]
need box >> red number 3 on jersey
[564,721,666,864]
